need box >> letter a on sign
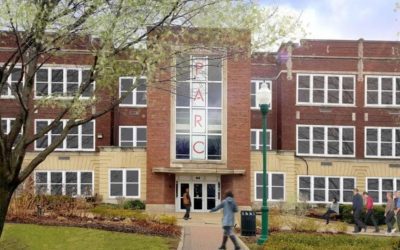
[192,83,206,107]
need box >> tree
[0,0,304,238]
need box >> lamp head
[256,83,271,106]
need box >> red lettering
[194,115,202,127]
[195,62,204,76]
[193,88,204,102]
[193,141,205,154]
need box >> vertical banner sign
[192,109,206,133]
[192,135,206,159]
[192,83,206,107]
[192,58,207,81]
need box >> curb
[177,227,185,250]
[237,235,250,250]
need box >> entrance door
[177,181,219,212]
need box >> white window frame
[250,129,272,150]
[296,74,356,106]
[297,175,356,204]
[119,126,147,147]
[34,67,95,99]
[296,125,355,157]
[365,75,400,107]
[34,170,94,197]
[109,169,141,198]
[365,177,400,204]
[1,67,23,99]
[1,118,15,134]
[365,127,400,158]
[119,76,147,107]
[254,172,285,201]
[34,119,96,151]
[251,80,272,109]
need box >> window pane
[81,136,94,149]
[208,82,222,107]
[343,191,353,202]
[298,141,310,154]
[313,127,324,140]
[271,187,284,200]
[121,127,133,141]
[298,89,310,102]
[328,178,340,189]
[342,128,354,141]
[208,110,221,133]
[342,90,354,104]
[313,90,324,103]
[314,190,325,201]
[343,178,355,189]
[313,141,324,154]
[136,92,146,105]
[299,177,310,188]
[81,172,93,183]
[110,171,123,182]
[328,142,339,154]
[208,135,221,160]
[36,69,48,82]
[51,172,62,183]
[367,78,378,90]
[329,190,340,201]
[137,78,147,91]
[176,109,190,133]
[137,128,146,141]
[66,184,77,196]
[81,184,92,196]
[313,76,324,88]
[367,179,379,190]
[256,173,263,186]
[298,75,310,88]
[126,184,139,196]
[298,127,310,140]
[208,57,222,81]
[110,184,123,196]
[66,172,77,183]
[176,55,190,81]
[176,135,190,159]
[382,78,393,90]
[82,122,94,134]
[327,90,339,103]
[314,177,325,189]
[367,129,377,141]
[299,189,310,201]
[343,77,354,89]
[382,179,394,190]
[367,91,378,104]
[176,82,190,107]
[328,77,339,89]
[382,92,393,105]
[36,172,47,183]
[121,92,133,105]
[272,174,284,186]
[126,171,138,182]
[51,185,62,195]
[342,142,354,155]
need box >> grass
[90,204,149,220]
[243,232,400,250]
[0,223,178,250]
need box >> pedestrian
[363,192,379,233]
[385,192,396,235]
[394,191,400,231]
[210,190,241,250]
[322,197,339,224]
[183,188,191,220]
[352,188,366,233]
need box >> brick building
[2,29,400,212]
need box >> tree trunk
[0,186,13,239]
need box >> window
[35,120,95,151]
[297,125,355,157]
[1,118,22,144]
[254,172,284,201]
[175,55,222,160]
[109,169,140,198]
[1,68,22,98]
[297,74,355,105]
[35,68,94,98]
[251,80,272,109]
[119,77,147,107]
[365,127,400,158]
[35,171,93,196]
[365,76,400,106]
[251,129,272,150]
[366,177,400,204]
[298,176,355,203]
[119,126,147,147]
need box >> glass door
[179,183,190,210]
[206,183,217,210]
[193,183,203,211]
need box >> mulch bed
[6,215,181,238]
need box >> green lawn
[244,232,400,250]
[0,223,178,250]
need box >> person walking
[183,188,191,220]
[352,188,366,233]
[322,197,339,224]
[210,190,241,250]
[385,192,396,235]
[394,191,400,231]
[363,192,379,233]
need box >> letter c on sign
[193,141,205,154]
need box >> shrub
[123,200,146,210]
[286,217,319,233]
[269,214,284,232]
[339,204,385,225]
[157,215,177,225]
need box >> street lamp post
[256,83,271,245]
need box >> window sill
[296,103,356,108]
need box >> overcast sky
[261,0,400,41]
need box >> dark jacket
[352,193,363,211]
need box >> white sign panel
[192,135,206,160]
[192,58,207,81]
[192,109,206,133]
[192,82,206,107]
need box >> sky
[261,0,400,41]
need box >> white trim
[296,73,356,106]
[34,119,96,151]
[365,177,400,204]
[296,124,356,157]
[251,80,273,109]
[108,168,141,199]
[250,129,272,150]
[297,175,356,204]
[34,67,95,99]
[34,170,94,197]
[254,171,285,201]
[118,126,147,147]
[119,76,147,107]
[0,67,24,99]
[364,75,400,107]
[364,126,400,158]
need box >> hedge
[339,204,386,225]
